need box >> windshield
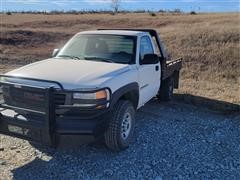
[57,34,136,64]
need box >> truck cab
[0,29,182,151]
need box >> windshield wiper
[57,55,81,60]
[84,56,114,63]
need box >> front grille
[2,85,66,112]
[54,93,66,106]
[3,86,46,112]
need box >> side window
[140,36,154,61]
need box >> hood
[5,58,130,89]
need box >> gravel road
[0,100,239,179]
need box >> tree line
[3,9,189,15]
[2,0,197,16]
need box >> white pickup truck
[0,29,182,151]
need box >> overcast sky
[2,0,240,12]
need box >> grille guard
[0,75,58,145]
[0,75,111,146]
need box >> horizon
[1,0,240,13]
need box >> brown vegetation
[0,13,239,104]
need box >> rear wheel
[104,100,135,151]
[158,76,174,101]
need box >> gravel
[0,100,239,179]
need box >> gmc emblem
[23,92,44,101]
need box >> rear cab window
[139,36,154,63]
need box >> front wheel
[104,100,135,151]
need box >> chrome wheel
[121,112,132,140]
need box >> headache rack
[98,28,166,57]
[98,28,182,81]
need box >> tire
[158,76,174,101]
[104,100,135,151]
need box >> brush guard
[0,75,64,147]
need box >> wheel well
[119,90,139,109]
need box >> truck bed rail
[166,58,182,67]
[162,58,182,81]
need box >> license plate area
[7,124,41,141]
[8,125,29,135]
[7,125,41,142]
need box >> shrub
[6,12,12,15]
[190,11,197,15]
[149,12,157,17]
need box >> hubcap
[121,112,132,140]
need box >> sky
[1,0,240,13]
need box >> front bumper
[0,75,111,147]
[0,108,111,147]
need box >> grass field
[0,13,239,105]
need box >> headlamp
[72,89,110,108]
[73,89,110,100]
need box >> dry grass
[0,13,239,104]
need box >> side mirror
[52,49,60,57]
[141,54,159,65]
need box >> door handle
[155,66,159,71]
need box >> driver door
[138,36,160,106]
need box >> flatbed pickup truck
[0,29,182,151]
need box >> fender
[110,82,139,110]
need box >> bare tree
[110,0,121,14]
